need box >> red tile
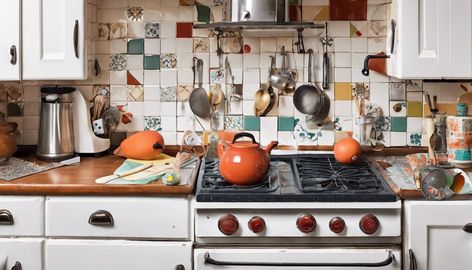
[127,71,141,85]
[176,22,193,38]
[330,0,367,21]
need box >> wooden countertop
[0,155,199,195]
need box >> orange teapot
[218,132,278,185]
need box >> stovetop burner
[195,154,397,202]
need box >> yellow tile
[335,82,352,100]
[407,102,423,117]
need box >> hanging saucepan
[293,49,330,124]
[218,132,278,186]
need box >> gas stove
[196,154,397,202]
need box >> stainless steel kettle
[37,87,75,160]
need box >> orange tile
[335,82,352,100]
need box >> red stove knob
[296,214,316,233]
[359,214,380,235]
[329,217,345,233]
[248,216,266,233]
[218,214,239,235]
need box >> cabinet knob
[463,223,472,233]
[11,261,21,270]
[88,210,114,226]
[175,264,185,270]
[9,45,17,65]
[0,209,14,225]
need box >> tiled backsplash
[0,0,469,148]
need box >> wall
[0,0,468,148]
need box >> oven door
[195,248,401,270]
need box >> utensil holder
[353,116,374,145]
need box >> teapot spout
[263,141,278,154]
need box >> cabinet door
[395,0,472,78]
[45,239,192,270]
[0,238,43,270]
[22,0,86,80]
[404,201,472,270]
[0,0,20,81]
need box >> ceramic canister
[446,116,472,161]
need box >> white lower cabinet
[0,238,44,270]
[45,239,192,270]
[404,201,472,270]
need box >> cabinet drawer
[0,196,44,236]
[0,238,44,270]
[45,239,192,270]
[45,196,190,239]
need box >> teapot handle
[233,132,257,144]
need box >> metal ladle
[189,58,211,119]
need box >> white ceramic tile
[367,37,386,53]
[243,69,260,85]
[242,84,260,100]
[389,101,407,117]
[160,116,177,131]
[177,6,194,21]
[160,102,177,116]
[161,38,177,53]
[243,100,255,115]
[369,70,390,82]
[278,96,294,116]
[177,53,194,68]
[160,131,177,144]
[160,22,176,38]
[110,71,127,84]
[178,68,194,84]
[335,101,352,117]
[334,53,351,67]
[144,70,160,84]
[370,83,390,116]
[260,117,278,145]
[351,68,369,82]
[160,69,177,85]
[110,85,128,102]
[177,116,194,131]
[390,131,406,146]
[278,131,296,146]
[177,102,193,116]
[260,38,277,53]
[351,53,367,68]
[407,117,423,133]
[110,39,127,54]
[334,68,351,82]
[244,37,261,54]
[144,101,160,116]
[176,38,193,53]
[227,100,243,115]
[243,54,260,69]
[329,22,350,37]
[126,55,143,69]
[128,21,145,38]
[144,85,160,101]
[127,102,144,116]
[351,38,368,52]
[318,130,334,145]
[334,37,351,52]
[144,39,160,54]
[226,54,243,68]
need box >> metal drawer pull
[409,249,417,270]
[463,223,472,233]
[10,45,17,65]
[175,264,185,270]
[73,20,79,58]
[88,210,114,226]
[0,209,14,225]
[11,261,21,270]
[204,251,394,267]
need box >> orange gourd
[334,137,362,164]
[113,131,165,160]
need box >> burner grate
[296,157,384,193]
[201,159,279,193]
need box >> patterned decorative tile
[224,116,243,130]
[374,116,391,132]
[161,54,178,69]
[145,23,160,38]
[176,22,193,38]
[127,85,144,102]
[407,133,422,146]
[97,23,110,40]
[127,7,144,21]
[350,22,368,37]
[160,86,177,102]
[144,116,162,131]
[334,117,353,132]
[369,21,388,37]
[127,70,142,85]
[109,54,127,71]
[110,22,127,39]
[352,83,369,99]
[243,116,260,131]
[293,118,322,143]
[209,68,224,84]
[144,55,160,70]
[193,38,210,53]
[177,85,193,102]
[390,101,406,116]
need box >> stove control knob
[296,214,317,233]
[329,217,345,233]
[218,214,239,235]
[248,216,266,233]
[359,214,380,235]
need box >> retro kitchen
[1,0,472,269]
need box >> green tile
[127,39,144,54]
[144,55,160,70]
[391,117,407,132]
[278,117,295,131]
[244,116,260,131]
[407,101,423,117]
[196,4,211,23]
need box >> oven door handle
[204,251,395,267]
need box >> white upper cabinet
[22,0,86,80]
[388,0,472,79]
[0,0,20,81]
[404,201,472,270]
